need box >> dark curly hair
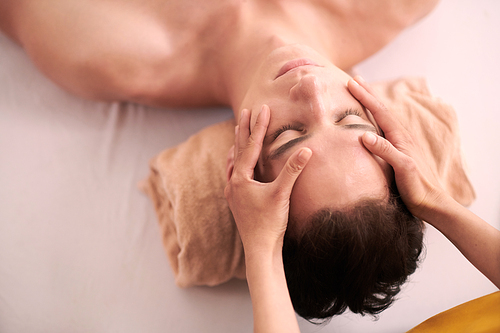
[282,193,424,323]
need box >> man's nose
[290,74,327,118]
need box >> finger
[347,78,404,136]
[237,109,250,155]
[273,147,312,198]
[250,105,270,145]
[234,106,270,176]
[362,132,411,171]
[352,76,388,136]
[234,125,239,162]
[353,75,378,96]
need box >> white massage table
[0,0,498,332]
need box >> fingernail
[260,105,269,117]
[235,125,239,136]
[242,109,249,118]
[349,78,359,86]
[355,75,366,83]
[298,148,312,164]
[363,132,377,145]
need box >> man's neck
[216,6,336,116]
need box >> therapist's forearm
[245,247,300,333]
[423,196,500,289]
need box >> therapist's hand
[348,77,447,221]
[224,105,312,254]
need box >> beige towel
[141,77,475,288]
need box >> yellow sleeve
[408,291,500,333]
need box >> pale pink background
[0,0,498,332]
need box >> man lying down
[2,0,497,330]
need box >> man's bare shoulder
[318,0,439,26]
[0,0,232,106]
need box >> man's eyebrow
[268,135,311,160]
[342,123,378,133]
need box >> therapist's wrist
[244,239,283,259]
[416,190,460,226]
[243,237,284,267]
[245,247,285,283]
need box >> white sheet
[0,0,498,332]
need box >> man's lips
[275,58,321,79]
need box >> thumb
[362,132,407,170]
[274,148,312,195]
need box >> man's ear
[226,145,235,183]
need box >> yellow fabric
[407,292,500,333]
